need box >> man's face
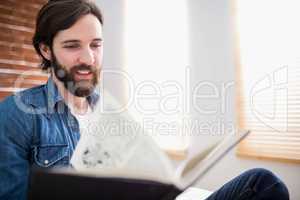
[51,14,103,97]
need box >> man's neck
[51,74,88,115]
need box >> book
[70,120,249,189]
[65,91,250,199]
[176,187,213,200]
[30,170,213,200]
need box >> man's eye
[91,43,102,48]
[63,45,79,49]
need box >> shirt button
[44,160,49,165]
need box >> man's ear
[39,43,51,60]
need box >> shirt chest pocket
[33,144,69,168]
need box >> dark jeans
[205,168,289,200]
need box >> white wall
[96,0,127,105]
[96,0,300,199]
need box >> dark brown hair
[33,0,104,71]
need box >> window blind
[0,0,48,101]
[235,0,300,163]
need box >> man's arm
[0,97,32,200]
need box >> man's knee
[243,168,289,200]
[243,168,276,179]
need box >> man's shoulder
[18,84,47,104]
[0,84,46,112]
[0,86,47,146]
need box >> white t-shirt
[69,103,93,135]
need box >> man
[0,0,290,200]
[0,0,103,199]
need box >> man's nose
[78,48,95,65]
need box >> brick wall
[0,0,48,101]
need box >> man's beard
[51,55,100,97]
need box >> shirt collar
[46,78,63,109]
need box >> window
[236,0,300,163]
[124,0,189,155]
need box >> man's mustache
[70,64,97,73]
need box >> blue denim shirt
[0,78,99,200]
